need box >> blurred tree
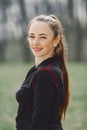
[0,0,11,61]
[75,22,83,61]
[35,4,39,15]
[18,0,31,62]
[18,0,27,26]
[67,0,85,61]
[0,0,11,21]
[0,41,6,61]
[67,0,73,20]
[42,0,52,14]
[85,0,87,11]
[74,1,85,62]
[0,0,87,62]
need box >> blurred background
[0,0,87,130]
[0,0,87,62]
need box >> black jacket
[16,56,64,130]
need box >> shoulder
[25,65,36,77]
[35,63,62,80]
[35,68,53,82]
[34,64,62,90]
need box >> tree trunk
[67,0,73,20]
[75,21,83,61]
[17,0,31,62]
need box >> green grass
[0,62,87,130]
[64,62,87,130]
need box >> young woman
[15,14,70,130]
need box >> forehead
[29,21,53,35]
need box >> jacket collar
[35,56,58,69]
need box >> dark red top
[16,56,64,130]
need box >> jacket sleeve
[29,69,56,130]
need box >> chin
[32,53,41,57]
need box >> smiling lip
[33,48,43,52]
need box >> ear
[55,35,60,44]
[53,35,60,47]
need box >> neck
[35,51,55,67]
[35,55,54,67]
[35,58,42,67]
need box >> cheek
[45,41,54,49]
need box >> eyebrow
[29,33,48,36]
[39,33,48,36]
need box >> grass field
[0,62,87,130]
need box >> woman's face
[28,21,58,59]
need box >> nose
[32,38,40,46]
